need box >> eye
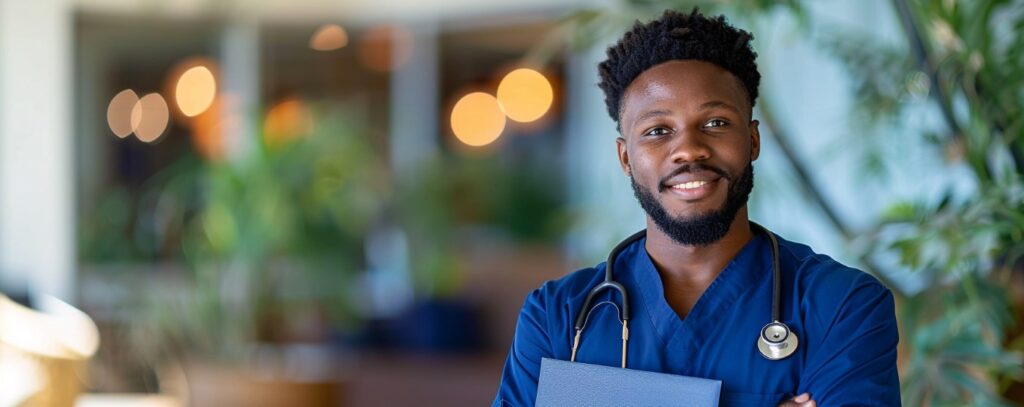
[704,119,728,128]
[643,127,672,137]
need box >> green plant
[871,179,1024,405]
[396,154,566,299]
[130,103,388,363]
[851,1,1024,403]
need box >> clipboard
[535,358,722,407]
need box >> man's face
[616,60,761,246]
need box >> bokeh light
[264,98,313,149]
[106,89,139,138]
[164,57,218,122]
[189,96,226,161]
[358,24,414,72]
[450,92,506,147]
[496,68,553,123]
[130,93,170,143]
[175,65,216,117]
[310,24,349,51]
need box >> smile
[670,180,709,190]
[665,178,720,200]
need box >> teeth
[671,180,708,190]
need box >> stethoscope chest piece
[757,321,798,360]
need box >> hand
[778,392,816,407]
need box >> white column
[0,0,74,301]
[219,18,260,162]
[359,21,442,317]
[389,21,440,180]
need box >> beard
[630,162,754,246]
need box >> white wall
[0,0,75,301]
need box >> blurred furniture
[158,344,348,407]
[170,363,344,407]
[345,243,567,406]
[347,353,504,407]
[75,394,180,407]
[0,294,100,407]
[461,242,568,355]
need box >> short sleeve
[493,287,554,407]
[798,278,901,406]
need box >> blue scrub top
[493,232,900,406]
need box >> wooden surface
[347,353,505,407]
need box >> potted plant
[127,102,389,406]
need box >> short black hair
[597,8,760,124]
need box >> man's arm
[493,288,553,407]
[798,278,901,406]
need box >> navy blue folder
[535,358,722,407]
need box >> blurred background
[0,0,1022,405]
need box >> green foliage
[394,157,461,299]
[559,0,803,52]
[868,175,1024,405]
[855,1,1024,403]
[79,186,145,262]
[129,104,388,363]
[897,274,1023,406]
[396,155,566,298]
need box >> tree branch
[890,0,964,142]
[758,101,904,295]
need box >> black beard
[630,162,754,246]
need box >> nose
[668,129,711,164]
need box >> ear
[749,119,761,161]
[616,136,631,177]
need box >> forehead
[620,60,749,123]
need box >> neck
[644,208,754,284]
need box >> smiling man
[493,8,901,407]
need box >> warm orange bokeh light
[188,94,242,161]
[130,93,169,143]
[496,68,553,123]
[310,24,349,51]
[107,89,139,138]
[264,98,313,149]
[164,57,219,122]
[175,65,216,117]
[450,92,506,147]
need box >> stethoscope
[569,223,799,368]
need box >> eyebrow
[631,109,673,129]
[699,100,742,115]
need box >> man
[493,8,901,407]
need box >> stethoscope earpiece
[757,321,799,360]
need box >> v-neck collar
[626,233,769,366]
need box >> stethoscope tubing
[571,222,797,367]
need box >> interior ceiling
[74,0,589,25]
[443,19,556,54]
